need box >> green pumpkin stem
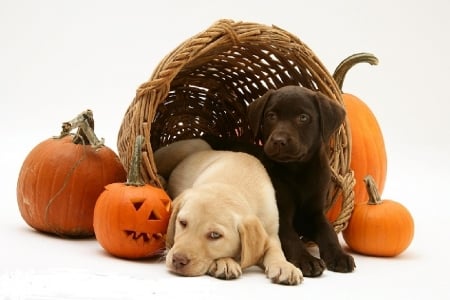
[57,109,105,148]
[332,53,379,91]
[364,175,382,205]
[126,135,145,187]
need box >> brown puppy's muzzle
[264,131,305,162]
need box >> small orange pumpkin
[16,110,127,237]
[343,175,414,257]
[93,135,172,259]
[326,53,387,223]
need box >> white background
[1,0,449,299]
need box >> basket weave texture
[117,19,355,232]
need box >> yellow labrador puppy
[154,139,303,285]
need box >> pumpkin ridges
[390,209,404,255]
[45,141,87,232]
[385,200,414,256]
[45,143,103,235]
[368,205,385,255]
[16,111,127,237]
[343,176,414,257]
[360,202,370,253]
[344,94,387,205]
[18,138,65,231]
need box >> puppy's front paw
[266,261,303,285]
[324,252,356,273]
[208,258,242,280]
[292,254,326,277]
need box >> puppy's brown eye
[265,112,277,121]
[207,231,222,240]
[179,219,187,228]
[298,113,310,123]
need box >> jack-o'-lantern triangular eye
[148,210,160,220]
[131,200,161,220]
[133,201,144,211]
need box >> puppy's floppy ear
[238,215,269,269]
[247,90,274,140]
[165,195,186,249]
[314,92,346,142]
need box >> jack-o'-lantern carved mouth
[121,200,166,243]
[124,230,163,242]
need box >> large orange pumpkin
[343,175,414,256]
[326,53,387,223]
[93,135,172,259]
[16,110,127,237]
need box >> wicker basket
[117,19,355,232]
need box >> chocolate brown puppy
[202,85,355,277]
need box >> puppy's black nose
[271,133,290,147]
[172,253,190,269]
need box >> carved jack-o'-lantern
[93,136,172,259]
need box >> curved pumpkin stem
[57,109,105,148]
[333,53,379,91]
[364,175,382,205]
[126,135,145,187]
